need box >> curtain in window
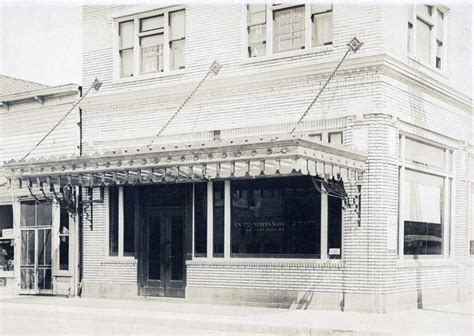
[416,18,432,65]
[312,13,332,46]
[403,170,444,255]
[273,6,305,53]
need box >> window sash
[116,7,185,78]
[247,4,333,58]
[273,5,306,53]
[415,17,432,65]
[312,12,333,47]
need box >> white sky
[0,5,82,86]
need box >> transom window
[407,5,446,70]
[117,7,185,78]
[247,4,333,58]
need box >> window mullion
[430,11,436,67]
[321,184,328,261]
[163,12,170,72]
[399,134,406,258]
[412,7,417,59]
[206,182,213,258]
[443,175,450,257]
[133,18,140,76]
[304,5,311,49]
[266,7,273,55]
[224,181,231,259]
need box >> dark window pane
[59,208,69,270]
[37,229,51,266]
[21,202,35,227]
[170,215,184,280]
[0,205,13,231]
[231,176,321,258]
[404,221,442,255]
[37,202,52,227]
[328,196,342,259]
[60,208,69,232]
[140,184,187,207]
[213,182,224,257]
[59,236,69,271]
[148,216,161,280]
[194,183,207,257]
[124,187,136,256]
[109,187,119,256]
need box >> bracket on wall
[81,186,104,231]
[27,179,41,204]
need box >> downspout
[77,85,84,296]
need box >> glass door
[19,201,53,294]
[139,208,185,297]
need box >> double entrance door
[139,208,186,297]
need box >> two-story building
[1,4,472,312]
[0,75,81,296]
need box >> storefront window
[213,182,224,257]
[59,208,70,271]
[403,169,444,255]
[109,188,119,256]
[123,187,136,257]
[194,183,207,257]
[231,176,321,258]
[0,205,14,271]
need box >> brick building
[1,4,472,312]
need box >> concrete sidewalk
[0,295,472,335]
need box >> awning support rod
[21,78,102,161]
[147,60,222,149]
[289,37,363,135]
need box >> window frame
[245,4,334,59]
[114,6,186,80]
[469,153,474,256]
[57,207,71,272]
[106,186,136,259]
[192,177,344,262]
[407,5,448,71]
[398,134,453,259]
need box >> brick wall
[79,4,472,307]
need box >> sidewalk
[0,294,472,335]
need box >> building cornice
[0,84,80,107]
[83,54,471,114]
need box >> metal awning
[3,135,366,188]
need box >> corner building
[3,4,473,312]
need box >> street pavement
[0,294,472,335]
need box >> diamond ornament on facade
[348,37,363,53]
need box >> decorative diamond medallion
[347,37,363,53]
[92,78,103,91]
[209,60,222,75]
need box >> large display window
[230,176,321,258]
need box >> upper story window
[407,5,446,70]
[247,4,333,58]
[117,7,185,78]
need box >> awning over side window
[3,135,366,189]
